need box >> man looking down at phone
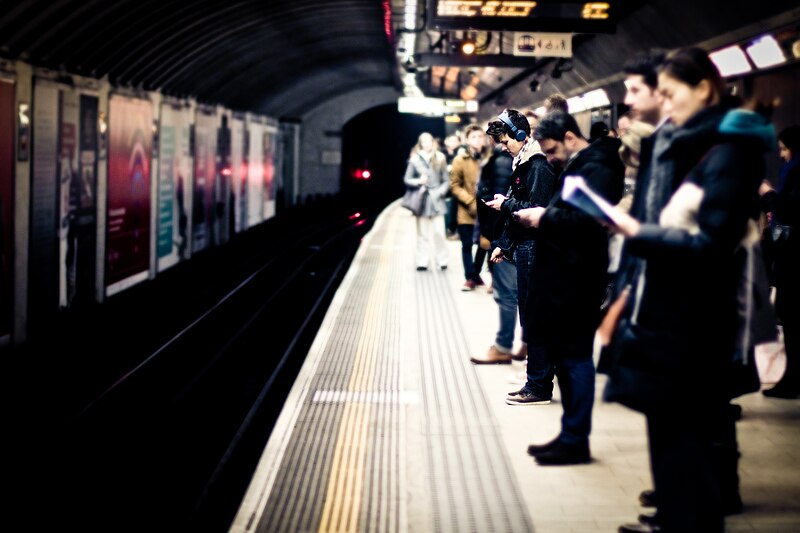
[475,109,557,379]
[513,111,624,465]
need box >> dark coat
[525,136,624,353]
[494,148,557,256]
[476,148,514,241]
[605,104,773,413]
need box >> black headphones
[498,111,527,142]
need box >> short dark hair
[779,125,800,155]
[623,50,666,90]
[463,123,483,137]
[543,94,568,114]
[534,111,584,143]
[486,108,530,142]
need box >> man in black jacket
[515,111,624,465]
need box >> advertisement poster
[262,126,277,221]
[192,110,217,252]
[106,95,153,295]
[246,121,264,229]
[230,117,246,234]
[58,90,79,309]
[75,94,99,306]
[0,80,14,338]
[29,82,60,330]
[157,104,191,270]
[215,115,231,245]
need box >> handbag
[401,186,428,216]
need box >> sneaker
[461,280,476,291]
[505,385,551,405]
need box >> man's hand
[514,207,546,228]
[490,246,504,263]
[485,194,506,211]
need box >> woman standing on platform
[404,132,451,271]
[760,125,800,398]
[602,47,775,532]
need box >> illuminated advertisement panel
[262,125,277,221]
[0,80,13,337]
[106,95,153,295]
[215,115,231,244]
[157,103,191,270]
[246,120,264,228]
[192,110,217,251]
[427,0,617,33]
[58,90,79,309]
[230,116,246,234]
[29,82,59,328]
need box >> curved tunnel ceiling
[0,0,398,118]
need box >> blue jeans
[554,353,595,446]
[516,239,556,399]
[491,259,518,351]
[512,240,535,343]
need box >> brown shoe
[511,343,527,361]
[471,345,512,365]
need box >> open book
[561,175,624,229]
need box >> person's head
[463,124,486,154]
[524,109,540,130]
[443,134,461,153]
[619,120,656,170]
[589,121,610,143]
[623,50,666,125]
[486,109,531,158]
[617,112,632,137]
[543,93,569,114]
[778,125,800,163]
[416,132,435,153]
[534,111,588,166]
[657,47,725,128]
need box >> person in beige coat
[450,124,489,290]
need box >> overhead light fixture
[746,35,787,69]
[566,96,586,113]
[582,89,610,109]
[460,39,476,55]
[529,79,540,92]
[709,45,752,77]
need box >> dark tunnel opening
[340,104,446,217]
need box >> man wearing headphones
[474,109,557,388]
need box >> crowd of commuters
[399,44,797,533]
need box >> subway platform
[231,201,800,533]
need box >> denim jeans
[491,259,518,351]
[512,240,535,343]
[555,354,595,446]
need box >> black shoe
[618,523,661,533]
[416,266,428,271]
[526,437,560,456]
[762,382,800,399]
[505,385,551,406]
[440,265,448,271]
[638,512,659,527]
[639,489,657,508]
[534,440,590,465]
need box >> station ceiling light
[709,45,752,77]
[745,35,787,69]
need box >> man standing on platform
[515,111,624,465]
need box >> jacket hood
[513,138,544,170]
[719,108,777,153]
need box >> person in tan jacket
[450,124,489,290]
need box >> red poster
[106,96,153,293]
[0,80,14,337]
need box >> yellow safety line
[318,214,399,533]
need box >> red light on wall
[353,168,372,180]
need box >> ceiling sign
[513,32,573,57]
[398,96,479,116]
[428,1,617,33]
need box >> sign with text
[513,32,572,57]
